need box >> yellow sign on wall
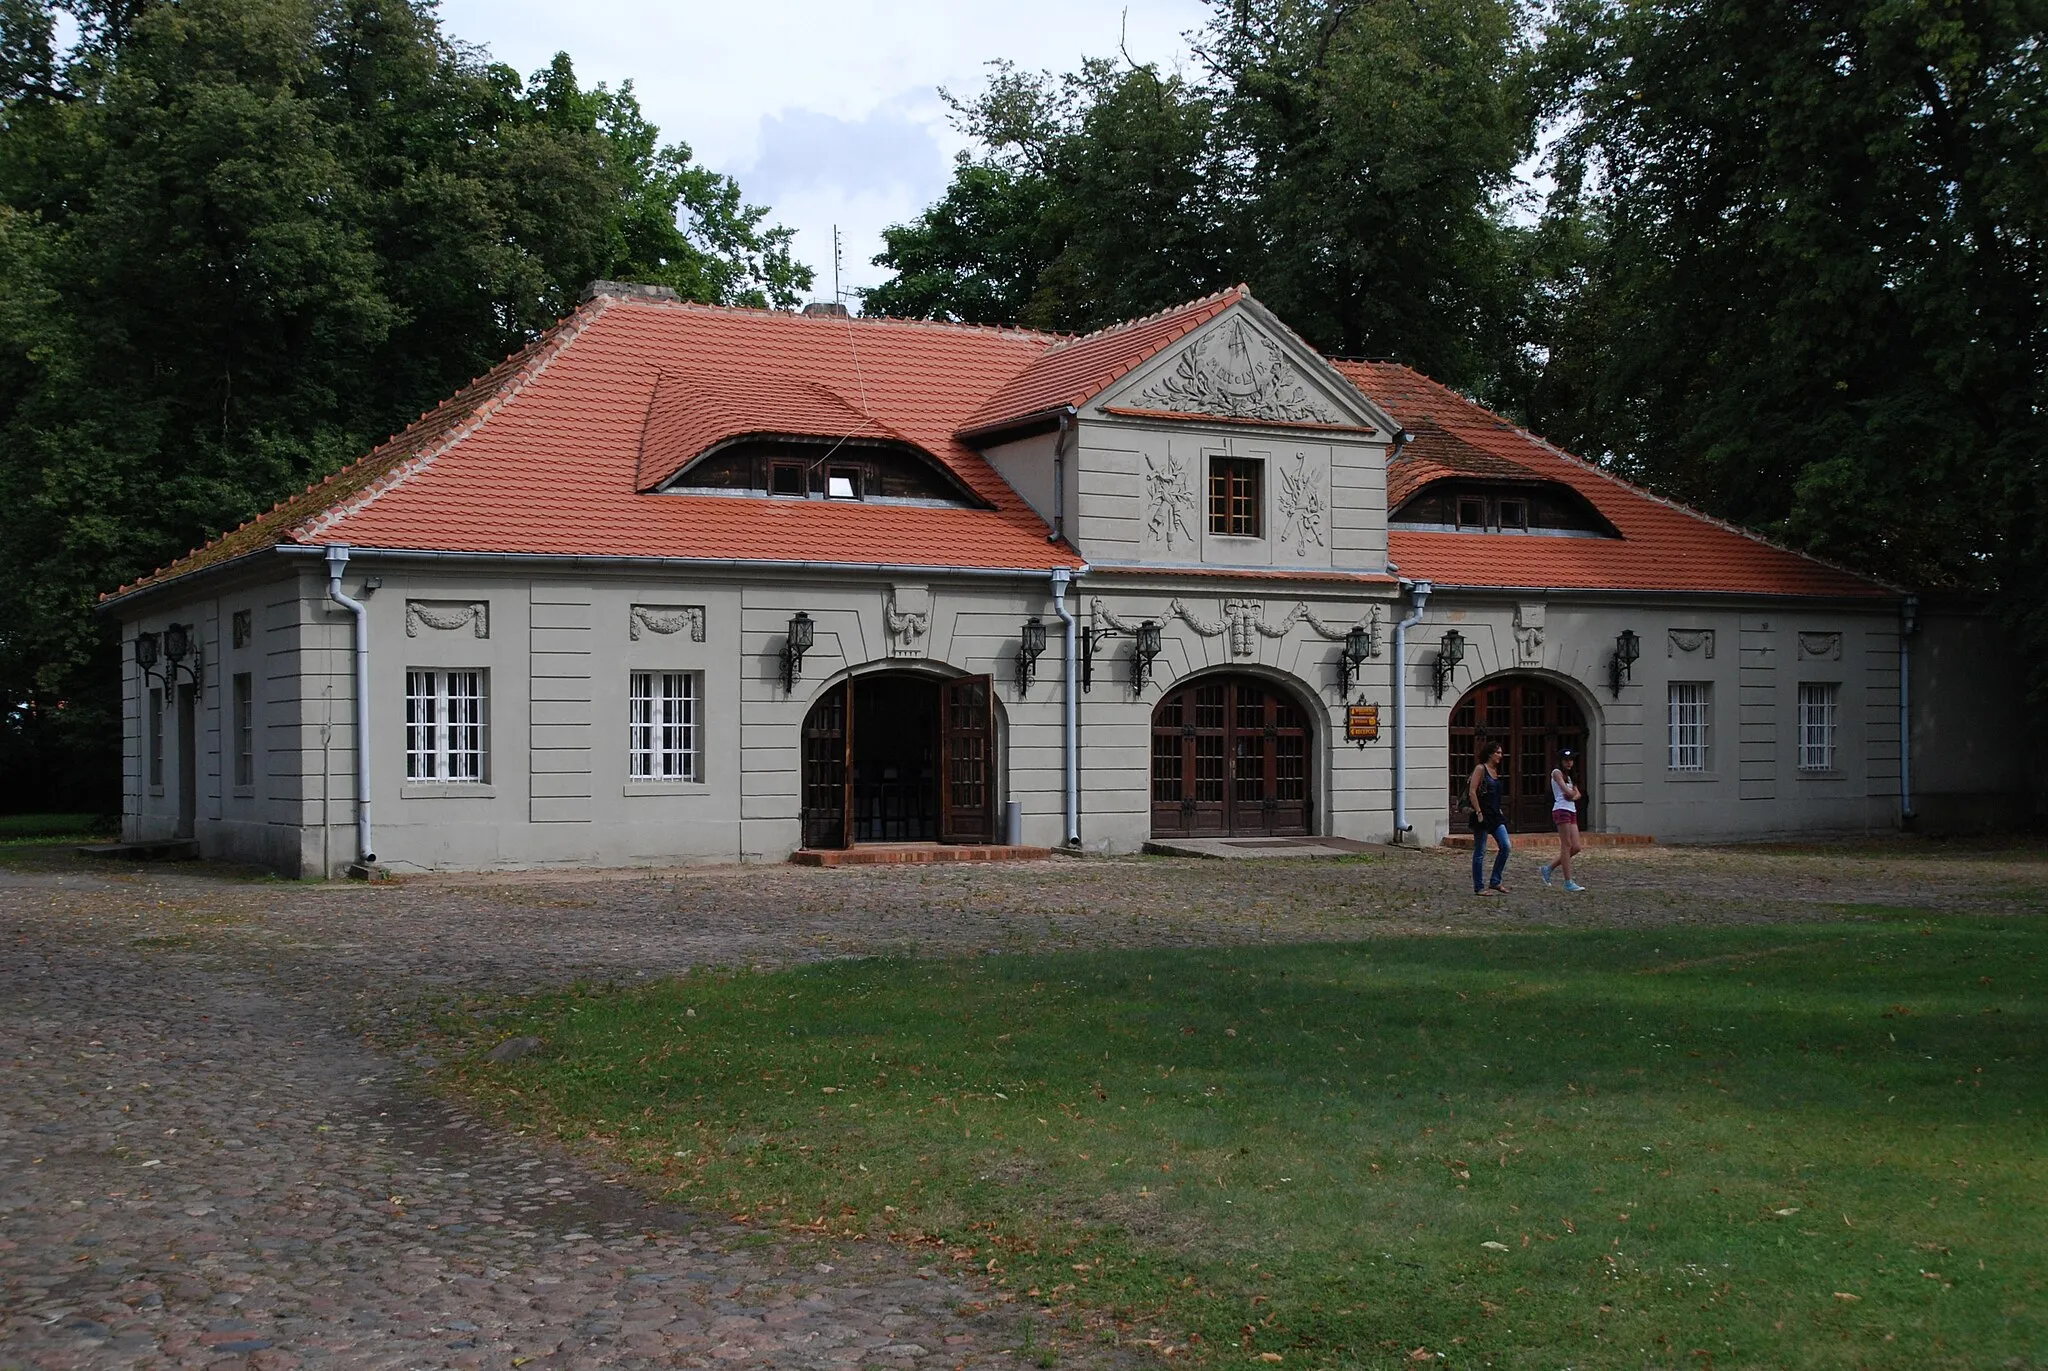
[1346,704,1380,744]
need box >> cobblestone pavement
[2,841,2041,1371]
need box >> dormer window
[657,438,986,508]
[1393,480,1620,538]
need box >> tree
[867,0,1538,392]
[1530,0,2046,675]
[0,0,811,810]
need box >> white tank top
[1551,771,1577,814]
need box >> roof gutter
[271,544,1079,580]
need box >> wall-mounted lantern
[134,630,161,688]
[1133,619,1163,695]
[1340,622,1375,694]
[1431,628,1466,701]
[1607,628,1641,699]
[1014,617,1047,695]
[780,611,814,694]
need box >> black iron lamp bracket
[1607,628,1642,700]
[1014,617,1048,697]
[780,611,814,696]
[1430,628,1467,703]
[1081,620,1163,697]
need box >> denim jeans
[1473,823,1511,891]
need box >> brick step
[791,843,1053,867]
[1443,831,1654,849]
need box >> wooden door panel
[801,682,850,849]
[1447,678,1588,832]
[940,674,995,843]
[1151,676,1312,838]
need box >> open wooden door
[939,674,996,843]
[801,681,851,848]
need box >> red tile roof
[110,289,1892,603]
[634,368,925,490]
[956,287,1245,435]
[1336,361,1891,599]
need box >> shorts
[1552,809,1578,827]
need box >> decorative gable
[1133,316,1347,425]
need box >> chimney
[803,302,851,318]
[582,280,681,303]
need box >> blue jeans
[1473,823,1511,891]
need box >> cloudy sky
[436,0,1213,302]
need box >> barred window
[405,669,487,782]
[1797,682,1839,771]
[1668,682,1711,772]
[629,671,699,780]
[232,672,255,789]
[147,687,164,789]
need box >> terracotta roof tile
[957,287,1245,435]
[635,369,923,490]
[1336,361,1891,599]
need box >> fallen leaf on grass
[1256,1354,1283,1363]
[1833,1293,1860,1302]
[1773,1207,1800,1217]
[1481,1241,1509,1252]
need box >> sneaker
[1539,863,1554,887]
[1564,880,1587,893]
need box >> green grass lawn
[441,912,2044,1370]
[0,811,112,842]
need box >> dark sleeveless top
[1478,770,1505,826]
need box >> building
[102,283,2019,876]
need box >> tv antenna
[832,224,843,303]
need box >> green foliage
[1529,0,2047,624]
[450,916,2047,1369]
[0,0,810,804]
[867,0,1538,389]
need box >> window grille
[629,671,699,780]
[232,673,254,789]
[1797,682,1839,771]
[405,669,487,782]
[1668,682,1711,771]
[1208,457,1263,537]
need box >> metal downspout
[1391,580,1432,842]
[1050,566,1081,847]
[1899,595,1918,824]
[325,545,375,869]
[1049,408,1074,544]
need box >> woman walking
[1467,740,1511,895]
[1540,748,1588,892]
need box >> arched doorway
[1150,674,1314,838]
[801,671,996,849]
[1449,676,1588,832]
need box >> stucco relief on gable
[1276,452,1327,556]
[1143,451,1198,549]
[1514,603,1546,664]
[406,600,488,638]
[1135,317,1344,425]
[629,605,705,642]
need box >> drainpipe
[1899,594,1918,825]
[325,545,375,869]
[1050,566,1083,846]
[1390,579,1433,843]
[1048,407,1075,545]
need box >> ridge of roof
[957,285,1247,435]
[297,296,611,543]
[1338,360,1898,595]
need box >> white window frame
[406,669,488,782]
[1797,681,1840,772]
[1668,681,1711,772]
[232,672,255,790]
[147,687,164,791]
[629,671,700,781]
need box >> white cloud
[434,0,1209,296]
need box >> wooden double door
[802,672,996,849]
[1448,676,1588,832]
[1150,674,1314,838]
